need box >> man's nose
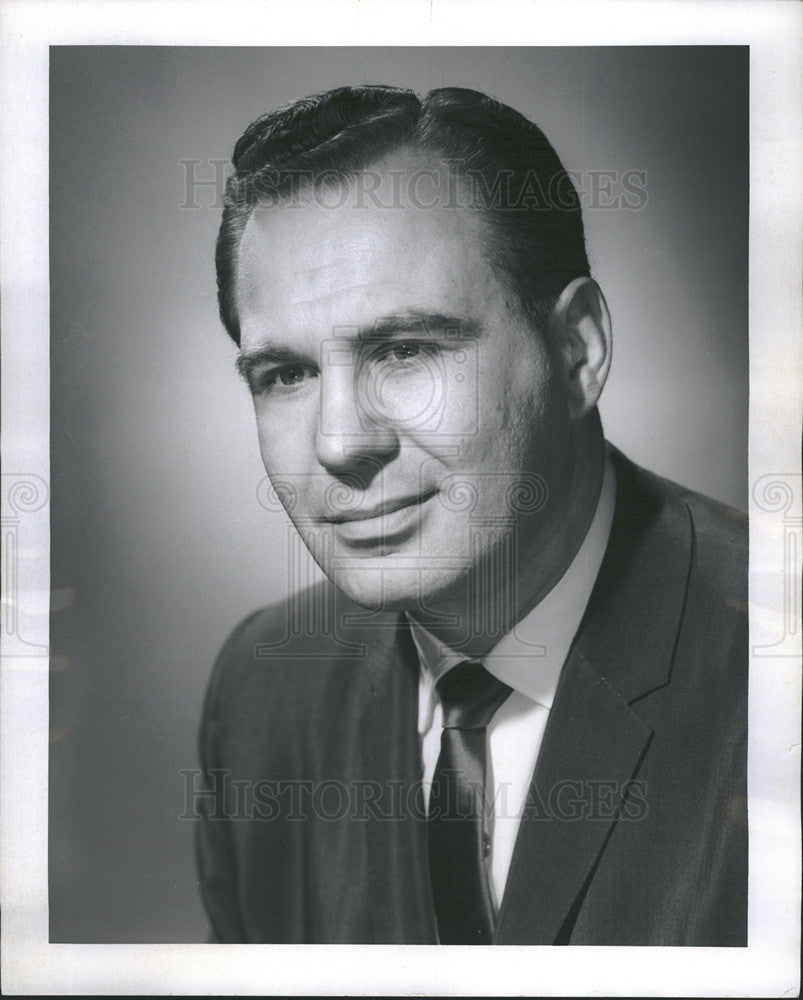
[314,359,398,473]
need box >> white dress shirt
[408,454,616,911]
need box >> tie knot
[436,660,513,730]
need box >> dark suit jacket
[196,447,748,945]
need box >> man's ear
[548,277,612,420]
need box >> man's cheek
[259,438,306,479]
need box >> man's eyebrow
[235,313,482,382]
[357,312,482,341]
[235,343,308,382]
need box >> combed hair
[216,85,589,344]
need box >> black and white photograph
[1,1,800,996]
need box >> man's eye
[389,342,420,360]
[370,341,433,364]
[277,364,308,385]
[255,364,317,393]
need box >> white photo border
[1,0,800,995]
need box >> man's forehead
[235,168,490,324]
[244,200,392,272]
[237,202,408,321]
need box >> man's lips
[324,489,439,524]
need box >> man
[196,85,747,945]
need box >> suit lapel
[357,613,438,943]
[495,448,694,944]
[494,651,652,944]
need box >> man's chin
[326,565,460,615]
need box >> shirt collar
[408,454,616,732]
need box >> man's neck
[408,421,608,658]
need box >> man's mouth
[326,489,438,524]
[323,489,438,543]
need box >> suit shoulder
[611,446,747,568]
[203,581,329,714]
[673,482,746,556]
[214,578,352,658]
[202,580,402,720]
[608,448,747,714]
[668,481,747,605]
[607,447,748,640]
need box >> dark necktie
[427,660,513,944]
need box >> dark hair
[216,85,589,345]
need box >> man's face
[235,160,574,615]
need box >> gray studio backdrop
[49,46,748,942]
